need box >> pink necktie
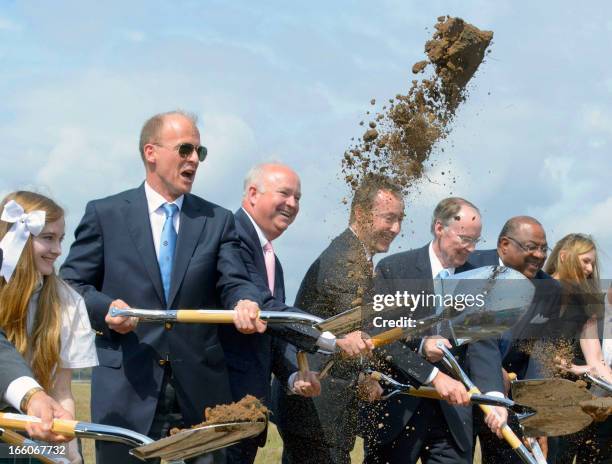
[263,241,275,295]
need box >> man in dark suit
[219,163,371,464]
[273,174,411,464]
[364,197,506,464]
[464,216,561,463]
[60,111,265,464]
[221,162,373,463]
[1,248,73,442]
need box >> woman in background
[543,233,611,463]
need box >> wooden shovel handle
[175,310,237,323]
[0,412,77,438]
[370,328,404,348]
[0,428,60,464]
[297,351,310,376]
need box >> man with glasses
[61,110,264,464]
[364,197,506,464]
[465,215,561,463]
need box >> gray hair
[139,110,198,160]
[430,197,480,235]
[242,161,285,198]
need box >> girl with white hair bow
[0,191,98,464]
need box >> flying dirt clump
[342,16,493,193]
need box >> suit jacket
[366,244,503,452]
[219,209,321,405]
[464,249,561,379]
[60,184,262,435]
[272,228,374,449]
[1,329,33,403]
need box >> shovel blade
[511,378,594,437]
[130,421,266,461]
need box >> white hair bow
[0,200,46,282]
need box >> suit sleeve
[60,201,114,336]
[367,262,437,386]
[0,329,33,399]
[466,338,504,392]
[215,212,264,310]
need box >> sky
[1,1,611,301]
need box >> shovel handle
[0,412,77,438]
[297,351,310,375]
[176,309,249,323]
[370,328,404,348]
[0,428,62,464]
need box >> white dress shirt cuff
[5,376,42,412]
[424,367,439,385]
[316,331,337,352]
[287,372,298,395]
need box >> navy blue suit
[463,249,561,464]
[60,185,262,463]
[364,244,503,464]
[219,208,320,463]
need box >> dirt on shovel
[170,395,268,435]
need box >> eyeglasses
[505,236,550,254]
[154,143,208,162]
[445,226,481,246]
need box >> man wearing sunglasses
[61,110,264,464]
[464,216,561,463]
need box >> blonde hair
[0,191,64,390]
[545,233,600,289]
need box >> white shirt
[420,242,455,384]
[144,181,184,258]
[4,280,98,411]
[242,208,269,249]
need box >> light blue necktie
[159,203,179,304]
[434,268,451,335]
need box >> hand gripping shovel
[436,342,540,464]
[0,412,266,462]
[365,369,535,417]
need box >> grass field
[73,382,483,463]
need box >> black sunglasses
[154,143,208,162]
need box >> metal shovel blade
[131,421,266,461]
[442,265,535,342]
[511,378,594,437]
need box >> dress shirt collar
[144,181,184,215]
[349,226,372,261]
[242,208,269,249]
[428,241,455,279]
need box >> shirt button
[164,322,173,330]
[158,359,167,366]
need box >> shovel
[0,412,266,462]
[366,369,535,416]
[436,342,540,464]
[583,373,612,395]
[110,308,323,326]
[510,378,599,437]
[0,427,69,463]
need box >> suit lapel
[124,186,165,306]
[274,257,285,302]
[168,194,207,308]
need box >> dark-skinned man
[465,216,561,463]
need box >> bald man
[219,163,371,464]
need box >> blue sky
[1,1,611,300]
